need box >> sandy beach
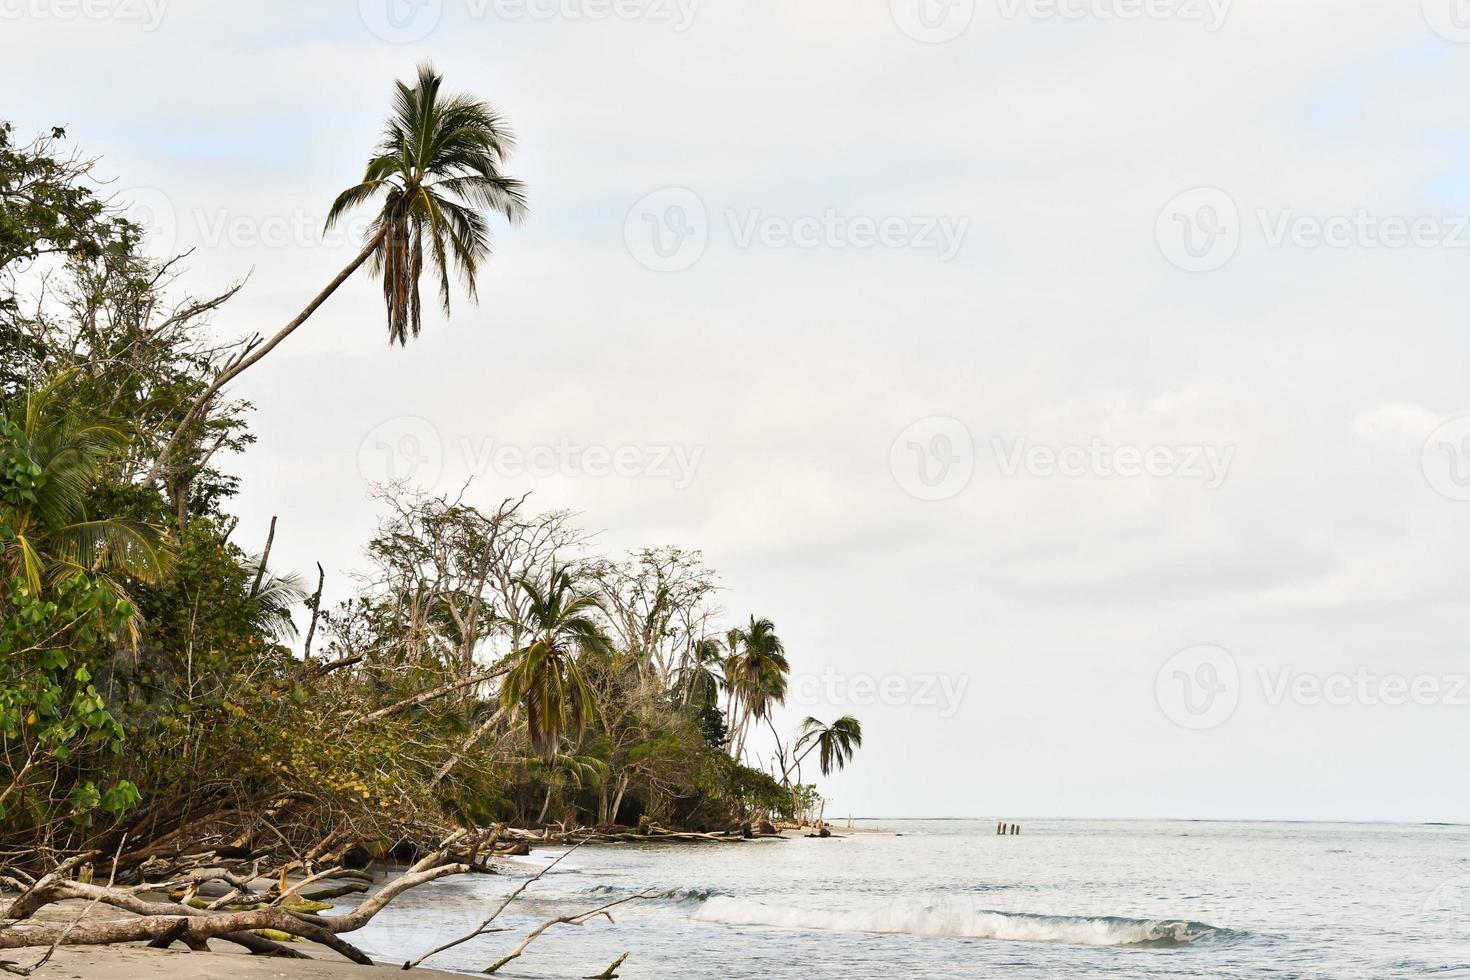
[18,945,467,980]
[2,895,470,980]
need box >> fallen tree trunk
[0,831,481,965]
[499,824,758,845]
[348,667,510,729]
[0,907,373,964]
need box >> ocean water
[344,820,1470,978]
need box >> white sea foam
[691,896,1219,947]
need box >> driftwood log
[500,823,777,846]
[483,891,658,975]
[0,830,491,965]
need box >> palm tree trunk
[780,743,817,787]
[609,774,630,826]
[145,231,384,486]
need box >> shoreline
[3,896,473,979]
[13,944,471,980]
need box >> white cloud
[5,0,1469,820]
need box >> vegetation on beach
[0,65,862,966]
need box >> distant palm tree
[527,749,607,825]
[785,715,863,784]
[500,564,610,758]
[724,616,789,761]
[1,373,170,614]
[673,635,726,707]
[148,63,527,484]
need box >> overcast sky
[7,0,1470,822]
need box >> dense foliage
[0,93,859,877]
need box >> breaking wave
[690,896,1229,948]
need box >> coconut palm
[0,373,169,605]
[673,635,726,708]
[240,556,309,641]
[786,715,863,784]
[500,564,610,758]
[147,63,527,484]
[527,749,608,825]
[724,616,789,761]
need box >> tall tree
[147,63,527,484]
[724,616,789,762]
[500,564,609,758]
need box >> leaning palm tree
[784,715,863,784]
[147,63,527,484]
[500,564,610,758]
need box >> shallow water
[345,819,1470,978]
